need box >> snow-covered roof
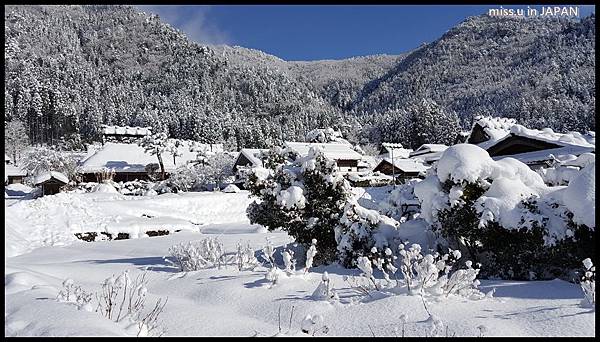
[236,148,268,168]
[379,145,413,159]
[468,116,517,148]
[492,145,595,165]
[409,144,448,162]
[79,142,205,173]
[5,154,11,163]
[379,158,430,173]
[488,125,595,151]
[5,164,26,177]
[284,141,362,161]
[101,125,152,136]
[34,171,68,185]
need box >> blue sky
[137,5,595,61]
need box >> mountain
[352,14,596,134]
[4,5,595,150]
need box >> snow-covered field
[5,188,595,336]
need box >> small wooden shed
[34,171,69,196]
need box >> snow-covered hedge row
[414,144,595,280]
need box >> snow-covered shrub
[246,146,352,264]
[96,270,167,336]
[300,314,329,336]
[21,146,79,183]
[56,278,93,312]
[235,241,259,271]
[414,144,595,280]
[166,238,226,271]
[281,247,297,275]
[580,258,595,307]
[311,272,339,302]
[117,180,154,196]
[304,239,318,273]
[379,179,422,221]
[336,201,399,267]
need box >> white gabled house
[284,141,363,173]
[409,144,449,164]
[231,148,269,187]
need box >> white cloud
[136,5,231,45]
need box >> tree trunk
[157,149,166,180]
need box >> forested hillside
[4,5,595,150]
[353,14,596,146]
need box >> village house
[231,148,269,188]
[409,144,449,164]
[4,153,27,185]
[284,141,363,173]
[78,141,223,182]
[378,143,413,159]
[34,171,68,196]
[466,116,595,170]
[373,158,429,183]
[485,126,595,170]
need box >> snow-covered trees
[139,132,169,180]
[580,258,595,307]
[246,146,351,264]
[413,144,595,280]
[4,120,29,164]
[21,146,78,181]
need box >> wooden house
[232,148,269,188]
[373,158,429,183]
[409,144,448,164]
[34,171,68,196]
[485,126,595,170]
[78,141,222,183]
[284,141,363,173]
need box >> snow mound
[222,184,240,193]
[277,186,306,209]
[556,162,595,229]
[93,183,119,193]
[436,144,496,183]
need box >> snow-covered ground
[5,188,595,336]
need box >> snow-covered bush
[56,278,93,312]
[414,144,595,280]
[311,272,338,302]
[379,179,421,221]
[580,258,595,307]
[336,201,399,267]
[166,238,226,271]
[246,146,352,264]
[235,241,259,271]
[304,239,318,273]
[96,270,167,336]
[117,180,154,196]
[300,314,329,336]
[21,146,79,183]
[281,247,297,275]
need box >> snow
[92,183,118,193]
[222,184,241,193]
[284,141,363,161]
[469,116,517,148]
[4,191,259,258]
[4,183,596,336]
[436,144,496,183]
[277,186,306,209]
[34,171,69,185]
[554,162,595,229]
[508,125,595,148]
